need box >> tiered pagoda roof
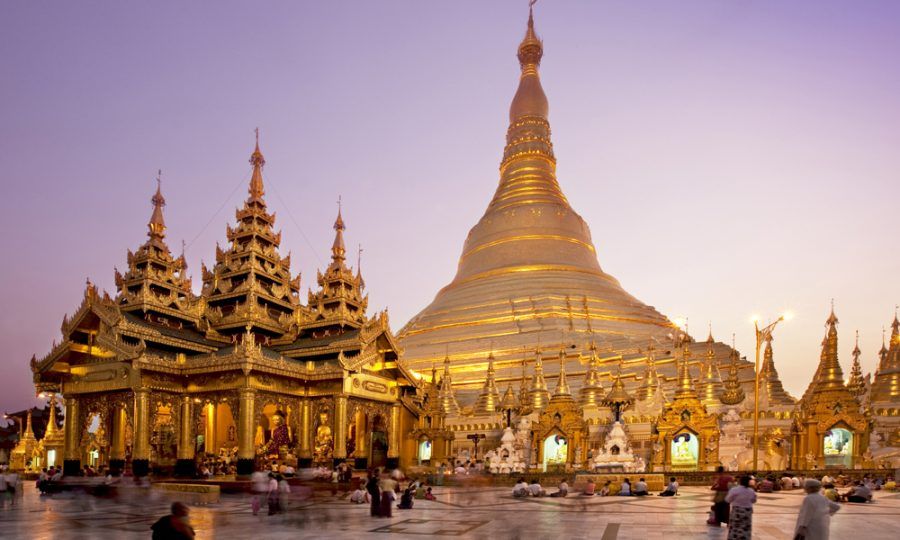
[759,335,795,406]
[870,314,900,403]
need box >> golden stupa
[398,8,681,397]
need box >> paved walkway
[1,483,898,539]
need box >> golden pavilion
[29,139,443,477]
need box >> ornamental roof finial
[331,196,346,264]
[148,170,166,239]
[248,128,266,201]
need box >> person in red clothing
[708,466,733,527]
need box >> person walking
[378,472,398,518]
[725,475,757,540]
[709,466,734,527]
[366,470,381,517]
[795,479,840,539]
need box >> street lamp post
[752,315,788,471]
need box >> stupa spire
[528,344,551,411]
[698,327,721,405]
[148,170,166,239]
[871,311,900,402]
[602,359,634,422]
[847,330,866,397]
[720,343,746,406]
[438,353,460,416]
[476,352,502,413]
[759,334,794,404]
[675,340,698,399]
[579,339,604,407]
[553,346,572,397]
[248,128,265,202]
[803,305,847,395]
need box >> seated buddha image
[266,410,292,456]
[314,411,333,460]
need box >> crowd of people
[359,469,436,518]
[706,467,892,540]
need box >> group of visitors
[250,470,291,516]
[708,466,851,540]
[197,458,237,478]
[365,468,426,518]
[573,476,677,497]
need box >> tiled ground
[1,482,898,539]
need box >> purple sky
[1,1,898,420]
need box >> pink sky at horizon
[1,1,898,419]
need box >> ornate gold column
[388,402,401,466]
[205,402,217,455]
[132,388,151,476]
[237,388,256,475]
[299,399,312,462]
[63,396,81,475]
[333,395,348,462]
[109,407,126,461]
[175,395,196,477]
[355,410,367,459]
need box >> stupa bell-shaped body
[398,7,675,399]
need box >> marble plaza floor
[1,482,899,539]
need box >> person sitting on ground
[151,502,195,540]
[823,483,840,502]
[350,486,369,504]
[599,480,612,497]
[424,486,436,501]
[781,474,793,491]
[397,485,414,509]
[821,473,834,485]
[843,481,872,503]
[528,478,546,497]
[454,462,466,475]
[757,475,775,493]
[618,478,632,496]
[512,478,529,498]
[791,475,801,489]
[415,481,428,499]
[659,477,678,496]
[633,478,649,496]
[550,479,569,497]
[884,478,897,491]
[582,479,596,496]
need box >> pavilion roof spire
[805,304,846,393]
[248,128,266,202]
[553,346,572,397]
[476,351,502,413]
[759,334,794,405]
[675,340,698,399]
[847,330,866,397]
[331,197,346,265]
[148,170,166,240]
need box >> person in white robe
[795,479,840,539]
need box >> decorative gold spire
[22,409,36,442]
[812,304,846,391]
[475,352,502,414]
[719,344,746,405]
[579,339,604,407]
[759,334,794,405]
[527,345,551,411]
[847,330,866,398]
[698,328,722,406]
[331,200,346,265]
[437,354,460,416]
[500,384,519,411]
[636,340,661,401]
[871,310,900,402]
[552,347,572,398]
[518,347,533,412]
[602,360,634,421]
[675,341,698,400]
[148,170,166,239]
[510,2,548,122]
[248,128,265,202]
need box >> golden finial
[331,197,346,263]
[148,170,166,239]
[248,129,265,200]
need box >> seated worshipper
[659,477,679,496]
[618,478,632,496]
[821,474,834,485]
[843,481,872,503]
[415,482,428,499]
[397,486,414,510]
[757,476,775,493]
[528,479,546,497]
[424,487,436,501]
[795,479,841,540]
[791,475,801,489]
[512,478,529,498]
[350,486,369,504]
[151,502,195,540]
[781,475,793,491]
[823,483,840,502]
[550,479,569,497]
[454,463,467,475]
[582,479,596,496]
[884,479,897,491]
[633,478,649,496]
[599,481,612,497]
